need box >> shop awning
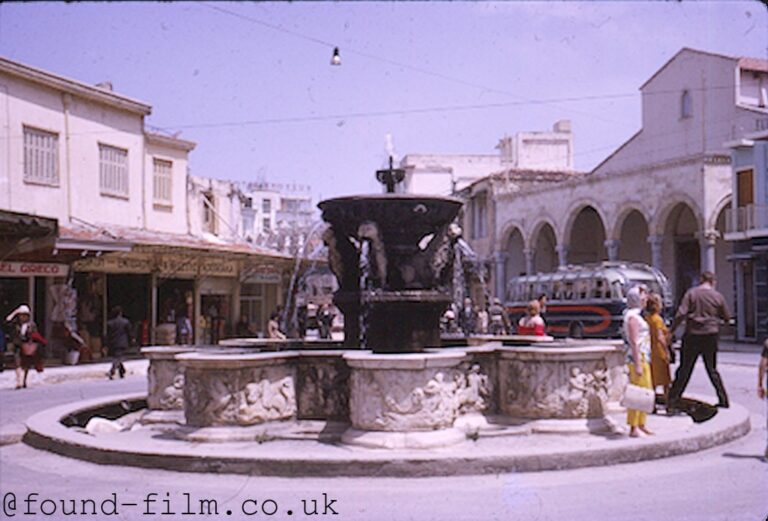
[0,210,58,258]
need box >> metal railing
[726,204,768,235]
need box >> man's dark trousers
[669,333,729,407]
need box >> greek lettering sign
[0,261,69,277]
[74,256,152,274]
[157,255,198,277]
[243,264,282,283]
[199,259,238,278]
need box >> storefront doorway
[156,278,194,344]
[107,274,150,345]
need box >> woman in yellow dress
[646,293,672,407]
[623,286,654,437]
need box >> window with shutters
[99,144,129,198]
[736,169,754,208]
[23,126,59,186]
[153,158,173,205]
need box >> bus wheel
[569,322,584,339]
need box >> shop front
[239,263,283,337]
[0,261,70,353]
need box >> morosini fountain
[27,160,748,476]
[130,160,627,449]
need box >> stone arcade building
[454,48,768,310]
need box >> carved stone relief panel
[148,359,186,410]
[349,368,463,431]
[499,358,609,419]
[183,365,297,427]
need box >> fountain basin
[137,340,626,446]
[177,352,298,428]
[142,346,196,411]
[498,345,616,425]
[342,350,471,448]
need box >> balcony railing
[726,204,768,235]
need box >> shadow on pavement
[721,452,767,462]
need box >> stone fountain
[132,162,628,451]
[23,159,753,478]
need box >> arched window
[681,90,692,119]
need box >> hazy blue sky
[1,2,765,200]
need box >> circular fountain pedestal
[342,351,468,449]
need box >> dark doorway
[674,239,700,305]
[107,274,150,344]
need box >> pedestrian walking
[645,293,672,407]
[623,287,654,437]
[476,305,489,335]
[517,300,546,336]
[758,338,768,460]
[267,311,287,340]
[176,312,193,344]
[318,303,335,340]
[106,306,132,379]
[488,298,510,336]
[6,304,46,389]
[667,271,730,411]
[458,298,477,336]
[537,294,548,323]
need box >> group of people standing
[445,297,511,336]
[622,271,731,438]
[444,295,548,337]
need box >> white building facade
[0,56,291,352]
[401,120,575,196]
[475,48,766,311]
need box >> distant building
[401,120,576,196]
[724,126,768,342]
[464,48,766,312]
[241,181,316,254]
[0,56,291,350]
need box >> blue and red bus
[505,262,672,339]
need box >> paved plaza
[1,350,766,520]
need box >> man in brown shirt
[667,271,730,410]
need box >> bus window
[564,282,574,300]
[592,279,605,299]
[552,281,562,300]
[536,282,549,300]
[611,281,623,299]
[576,279,588,299]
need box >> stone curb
[0,360,148,388]
[0,423,26,446]
[23,393,752,477]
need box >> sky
[0,1,766,202]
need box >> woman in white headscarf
[6,304,45,389]
[623,286,653,437]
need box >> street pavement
[0,353,766,521]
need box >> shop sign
[243,264,282,284]
[0,261,69,277]
[74,256,152,274]
[247,272,282,283]
[199,259,238,278]
[157,255,198,277]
